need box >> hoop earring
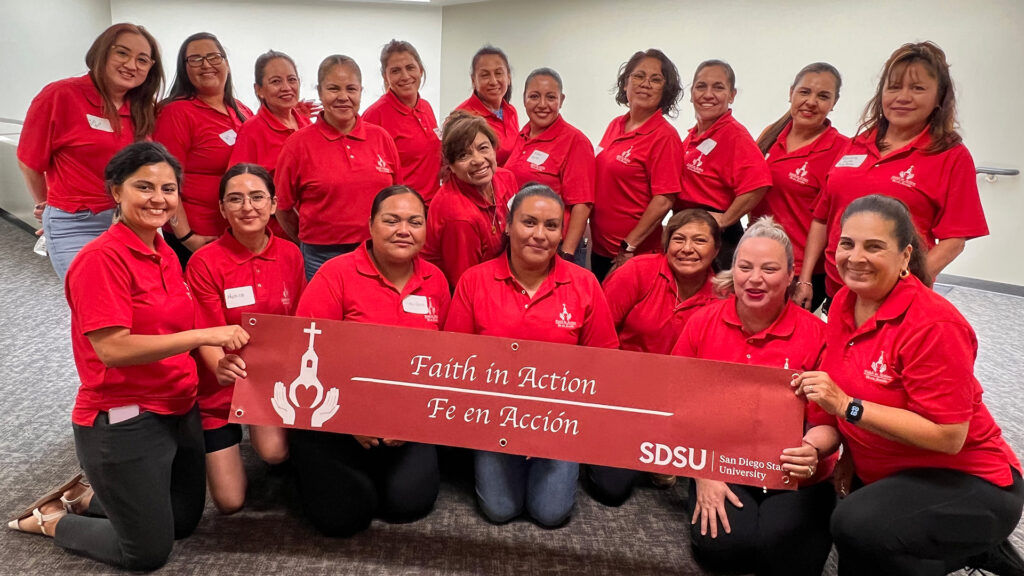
[900,268,910,278]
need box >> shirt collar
[315,113,367,141]
[493,252,573,287]
[353,241,433,294]
[384,90,428,116]
[771,121,840,158]
[657,259,717,308]
[76,74,131,116]
[835,275,919,336]
[110,222,175,261]
[219,229,278,264]
[856,127,933,158]
[447,176,496,210]
[256,106,304,134]
[518,115,566,144]
[688,109,735,140]
[722,294,799,341]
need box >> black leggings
[832,467,1024,576]
[289,430,439,537]
[56,407,206,571]
[686,480,836,576]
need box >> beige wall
[440,0,1024,285]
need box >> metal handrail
[0,117,24,125]
[976,166,1020,183]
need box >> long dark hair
[471,45,513,103]
[841,194,932,287]
[756,62,842,155]
[85,23,164,139]
[614,49,683,117]
[160,32,247,122]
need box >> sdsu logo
[555,303,577,329]
[375,155,393,174]
[789,162,809,185]
[616,146,633,165]
[864,350,895,384]
[891,165,917,188]
[424,298,440,324]
[686,153,705,174]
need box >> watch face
[850,405,861,417]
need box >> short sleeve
[647,130,684,197]
[17,83,59,173]
[602,259,643,331]
[898,320,977,424]
[560,132,596,206]
[185,252,228,329]
[153,102,193,173]
[273,136,302,212]
[579,280,620,349]
[932,146,988,240]
[67,249,134,335]
[296,265,345,320]
[443,276,476,334]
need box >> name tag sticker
[526,150,550,166]
[696,138,717,155]
[402,295,429,315]
[595,145,603,155]
[433,127,443,140]
[224,286,256,309]
[219,129,238,146]
[836,154,867,168]
[86,114,113,132]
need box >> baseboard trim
[936,274,1024,298]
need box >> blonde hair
[712,216,795,296]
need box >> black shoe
[967,539,1024,576]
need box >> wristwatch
[845,398,864,423]
[619,240,637,254]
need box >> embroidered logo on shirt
[686,153,705,174]
[424,298,440,324]
[891,165,917,188]
[616,146,633,165]
[376,155,393,174]
[555,303,578,329]
[789,162,810,185]
[864,350,895,384]
[281,285,292,310]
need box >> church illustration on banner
[271,321,340,428]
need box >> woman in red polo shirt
[673,217,840,576]
[155,32,253,261]
[751,62,848,312]
[680,59,772,271]
[18,23,162,280]
[592,48,684,281]
[229,50,312,238]
[445,184,619,528]
[363,40,442,204]
[275,54,401,280]
[8,142,248,570]
[505,68,594,266]
[455,45,519,167]
[803,42,988,302]
[185,164,306,514]
[421,111,519,287]
[794,195,1022,574]
[289,185,449,537]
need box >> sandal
[7,507,66,536]
[7,473,83,525]
[60,478,93,514]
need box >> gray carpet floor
[0,214,1020,575]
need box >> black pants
[289,430,439,537]
[686,480,836,576]
[714,220,746,272]
[591,253,614,283]
[832,467,1024,576]
[585,465,641,507]
[808,273,827,314]
[56,406,206,571]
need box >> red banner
[230,314,806,490]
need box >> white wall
[441,0,1024,286]
[109,0,443,119]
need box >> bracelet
[177,231,195,243]
[795,281,813,287]
[801,438,821,456]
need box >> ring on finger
[806,385,814,393]
[807,465,815,476]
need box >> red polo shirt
[813,129,988,295]
[186,230,307,429]
[504,115,595,230]
[421,168,519,287]
[822,277,1020,486]
[446,255,619,349]
[592,113,683,258]
[455,93,520,166]
[18,75,136,213]
[673,296,835,484]
[229,105,312,174]
[296,242,450,330]
[679,110,771,212]
[65,223,198,427]
[363,91,442,203]
[275,115,400,245]
[750,122,848,275]
[603,254,716,355]
[154,98,253,236]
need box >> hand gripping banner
[230,314,806,490]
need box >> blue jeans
[300,242,359,281]
[42,205,116,281]
[474,451,578,527]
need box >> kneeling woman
[794,195,1023,575]
[8,142,249,570]
[291,185,450,536]
[186,164,306,513]
[445,185,619,527]
[672,217,839,576]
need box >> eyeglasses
[186,52,225,68]
[629,72,666,88]
[222,192,271,210]
[110,45,153,69]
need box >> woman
[185,164,306,513]
[290,185,449,537]
[155,32,253,259]
[673,217,840,576]
[751,63,848,312]
[455,46,519,167]
[804,42,988,302]
[7,142,248,570]
[421,111,519,287]
[275,54,401,280]
[229,50,312,238]
[591,49,684,281]
[794,195,1022,575]
[18,23,162,280]
[504,68,594,266]
[680,60,772,271]
[445,185,619,527]
[363,40,442,204]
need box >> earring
[900,268,909,278]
